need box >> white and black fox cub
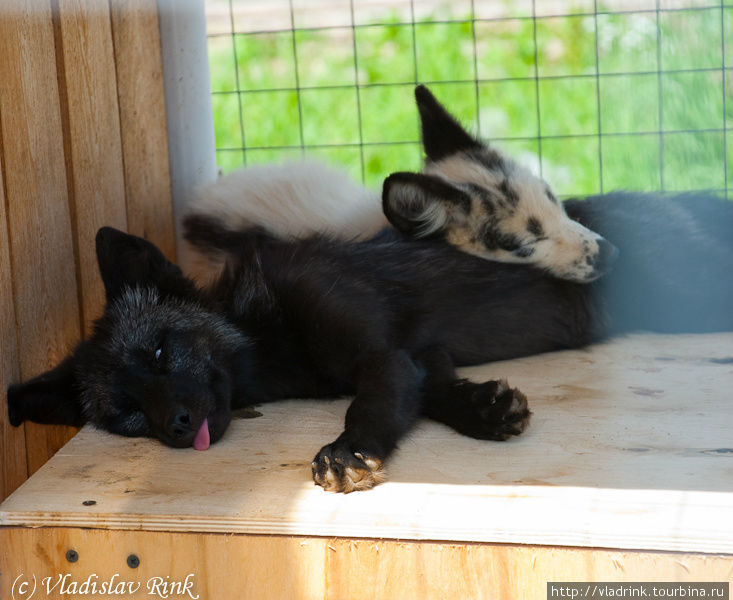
[8,86,733,493]
[185,86,616,283]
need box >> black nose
[168,410,191,438]
[594,238,619,274]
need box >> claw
[311,447,387,493]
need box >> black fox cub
[8,87,733,492]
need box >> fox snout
[166,408,197,444]
[590,238,620,279]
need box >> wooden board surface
[56,0,129,329]
[0,1,175,502]
[0,124,28,500]
[0,1,81,475]
[110,0,175,260]
[1,528,731,600]
[2,333,733,553]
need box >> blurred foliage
[208,5,732,196]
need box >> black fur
[9,76,733,493]
[8,189,732,492]
[565,192,733,333]
[414,85,482,162]
[7,357,85,427]
[382,172,471,237]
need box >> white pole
[157,0,217,256]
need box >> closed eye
[513,246,535,258]
[108,410,152,437]
[497,234,522,252]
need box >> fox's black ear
[96,227,192,300]
[7,356,86,428]
[415,85,482,162]
[382,172,471,238]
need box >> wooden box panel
[1,528,731,600]
[1,333,732,597]
[0,0,173,501]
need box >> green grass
[207,5,732,196]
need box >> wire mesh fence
[204,0,732,198]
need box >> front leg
[312,349,423,493]
[418,347,531,440]
[423,378,531,440]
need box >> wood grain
[110,0,175,260]
[0,528,327,600]
[56,0,128,329]
[325,540,733,600]
[0,0,179,498]
[0,124,28,501]
[0,0,81,477]
[0,528,730,600]
[2,334,732,553]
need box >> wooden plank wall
[0,0,175,502]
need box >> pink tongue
[193,418,210,451]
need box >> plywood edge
[3,485,733,555]
[2,527,730,600]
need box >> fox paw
[467,379,531,440]
[312,443,386,493]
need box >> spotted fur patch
[382,85,616,283]
[527,216,544,237]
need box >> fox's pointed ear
[415,85,482,162]
[96,227,192,300]
[382,172,471,238]
[7,356,86,427]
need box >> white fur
[187,160,385,240]
[181,160,387,280]
[424,152,608,282]
[182,155,608,284]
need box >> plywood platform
[2,333,733,597]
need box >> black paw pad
[470,379,531,440]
